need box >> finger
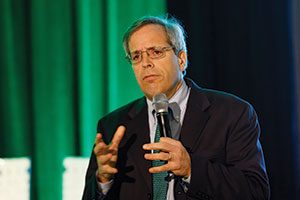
[100,165,118,175]
[159,137,179,145]
[97,168,117,183]
[110,125,126,148]
[142,141,173,152]
[94,142,110,155]
[94,133,104,145]
[149,163,171,174]
[98,153,113,165]
[95,142,118,157]
[144,152,170,161]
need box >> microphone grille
[152,93,169,113]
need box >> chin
[143,89,163,100]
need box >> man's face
[128,24,187,100]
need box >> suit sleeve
[185,104,270,200]
[82,150,107,200]
[82,121,111,200]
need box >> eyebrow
[130,46,157,54]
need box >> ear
[177,51,187,72]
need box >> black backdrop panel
[167,0,299,199]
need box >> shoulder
[187,78,256,118]
[187,80,260,138]
[96,97,146,142]
[100,96,146,125]
[202,88,252,109]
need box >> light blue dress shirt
[146,81,190,200]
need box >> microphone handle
[156,112,175,181]
[156,112,172,138]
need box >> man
[82,16,270,200]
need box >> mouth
[143,74,159,81]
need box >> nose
[141,51,154,68]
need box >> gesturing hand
[94,126,126,183]
[143,137,191,178]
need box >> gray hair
[122,15,188,66]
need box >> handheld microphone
[152,93,172,138]
[152,93,175,181]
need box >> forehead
[128,24,169,51]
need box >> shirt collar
[146,80,189,121]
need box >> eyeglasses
[126,46,174,64]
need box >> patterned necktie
[152,124,168,200]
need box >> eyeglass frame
[125,46,176,64]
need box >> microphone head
[152,93,169,113]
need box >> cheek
[132,67,140,79]
[132,68,145,86]
[166,62,182,78]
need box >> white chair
[63,157,89,200]
[0,157,31,200]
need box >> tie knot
[152,102,181,122]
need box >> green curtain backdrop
[0,0,166,199]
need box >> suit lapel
[123,98,152,190]
[180,80,211,152]
[119,80,211,190]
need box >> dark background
[167,0,300,199]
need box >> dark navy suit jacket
[82,79,270,200]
